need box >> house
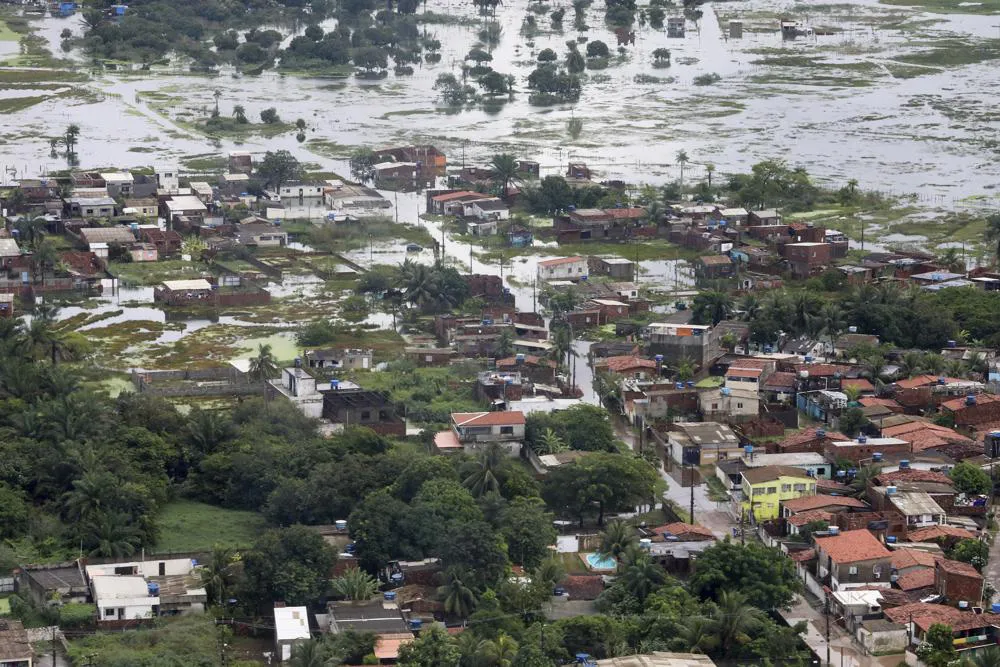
[650,522,715,542]
[0,620,32,667]
[645,323,714,368]
[428,190,489,215]
[78,226,136,247]
[328,596,411,635]
[784,242,832,278]
[596,355,658,379]
[825,436,911,464]
[742,452,832,479]
[154,279,214,306]
[496,354,557,384]
[869,486,946,535]
[467,219,498,236]
[321,389,406,437]
[761,371,797,404]
[15,562,89,608]
[373,162,421,188]
[268,367,337,419]
[162,195,208,223]
[590,256,636,281]
[128,243,158,262]
[85,558,207,625]
[781,495,869,520]
[699,386,758,421]
[140,228,183,256]
[376,145,446,168]
[279,182,325,200]
[274,606,311,662]
[935,559,984,604]
[189,181,214,203]
[447,411,526,456]
[99,171,134,197]
[749,209,781,225]
[305,348,373,371]
[0,238,22,271]
[666,422,741,467]
[814,529,892,591]
[940,394,1000,428]
[476,371,525,403]
[67,196,116,218]
[154,164,180,194]
[463,198,510,221]
[590,652,717,666]
[696,254,734,280]
[237,223,288,247]
[538,256,588,282]
[404,347,456,367]
[229,151,253,174]
[884,602,1000,656]
[741,466,816,522]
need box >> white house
[463,198,510,221]
[154,164,180,195]
[279,182,325,200]
[537,256,588,282]
[86,558,207,625]
[447,411,526,456]
[99,171,134,196]
[467,220,499,236]
[274,606,311,662]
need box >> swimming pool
[585,552,617,571]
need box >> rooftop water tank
[828,526,840,535]
[675,382,685,390]
[899,460,910,469]
[686,380,695,388]
[744,445,754,454]
[857,435,867,444]
[721,387,732,396]
[966,394,977,406]
[799,370,809,379]
[947,340,957,348]
[409,619,423,631]
[147,582,160,596]
[330,379,340,390]
[294,357,302,368]
[992,603,1000,614]
[335,519,347,531]
[655,354,664,362]
[639,538,652,549]
[938,377,946,385]
[959,600,969,609]
[804,355,813,363]
[848,326,858,333]
[384,591,397,601]
[873,452,883,462]
[887,536,897,544]
[515,353,525,362]
[817,429,826,438]
[886,485,897,495]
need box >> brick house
[940,394,1000,429]
[814,529,892,591]
[321,390,406,437]
[935,559,984,604]
[784,242,833,278]
[496,355,557,384]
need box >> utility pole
[689,464,695,524]
[532,279,536,313]
[469,245,473,275]
[52,626,56,667]
[825,595,832,667]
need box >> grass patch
[0,95,45,114]
[897,38,1000,67]
[0,68,88,83]
[880,0,1000,13]
[109,259,209,286]
[481,239,700,263]
[154,500,267,553]
[557,551,590,574]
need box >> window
[737,402,744,409]
[711,403,718,410]
[105,608,115,618]
[766,486,777,495]
[848,566,858,575]
[360,410,371,420]
[781,484,791,492]
[816,467,826,476]
[793,483,806,492]
[500,426,514,435]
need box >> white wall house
[154,165,180,194]
[86,559,206,625]
[537,256,588,282]
[275,606,311,662]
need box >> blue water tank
[655,354,664,362]
[330,379,340,390]
[686,380,694,388]
[675,382,684,390]
[384,591,397,601]
[873,452,883,462]
[992,603,1000,614]
[887,536,897,544]
[409,619,423,631]
[899,460,910,469]
[147,582,160,596]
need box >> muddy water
[2,0,1000,203]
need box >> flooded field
[1,0,1000,209]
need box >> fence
[131,367,265,398]
[0,576,13,593]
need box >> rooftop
[274,606,311,643]
[652,522,715,540]
[890,548,940,571]
[539,256,586,267]
[328,599,410,634]
[671,422,739,445]
[781,495,868,513]
[814,529,891,564]
[941,393,1000,412]
[601,355,657,373]
[743,452,827,468]
[877,488,945,517]
[452,411,526,427]
[937,558,982,578]
[0,620,32,663]
[699,254,732,266]
[786,509,834,527]
[907,525,977,542]
[0,238,21,257]
[592,652,718,667]
[161,279,213,291]
[896,568,936,591]
[742,465,812,484]
[79,226,136,243]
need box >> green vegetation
[881,0,1000,13]
[67,615,220,665]
[154,500,267,553]
[110,259,209,286]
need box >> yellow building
[741,465,816,522]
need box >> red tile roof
[726,366,763,378]
[843,378,875,393]
[884,603,1000,633]
[452,411,526,427]
[894,375,964,390]
[789,363,850,377]
[762,371,798,390]
[431,190,484,202]
[896,569,936,591]
[788,548,816,562]
[700,254,733,266]
[875,469,953,486]
[786,510,834,527]
[936,558,982,578]
[606,207,646,220]
[815,529,891,564]
[782,495,868,513]
[652,522,715,540]
[890,549,940,571]
[778,427,848,449]
[539,256,585,267]
[941,394,1000,412]
[860,397,902,409]
[907,526,977,543]
[561,575,605,600]
[816,478,851,493]
[601,355,657,373]
[434,430,462,450]
[882,422,971,452]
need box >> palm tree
[63,469,115,522]
[898,351,925,379]
[819,303,845,356]
[186,409,235,457]
[478,633,519,667]
[644,200,664,226]
[489,153,521,199]
[705,163,716,188]
[535,427,566,454]
[84,510,142,558]
[675,150,690,191]
[679,616,719,654]
[961,646,1000,667]
[842,384,862,403]
[63,124,80,154]
[532,557,565,587]
[850,464,881,499]
[692,290,732,325]
[462,443,504,497]
[289,639,333,667]
[200,544,239,606]
[15,216,46,248]
[550,325,576,371]
[938,247,965,274]
[675,358,695,382]
[331,567,380,601]
[247,343,280,382]
[494,328,515,358]
[714,590,765,657]
[403,263,438,310]
[619,553,665,601]
[233,104,248,124]
[213,88,222,117]
[738,293,761,321]
[596,520,636,569]
[438,569,477,620]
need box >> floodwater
[2,0,1000,207]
